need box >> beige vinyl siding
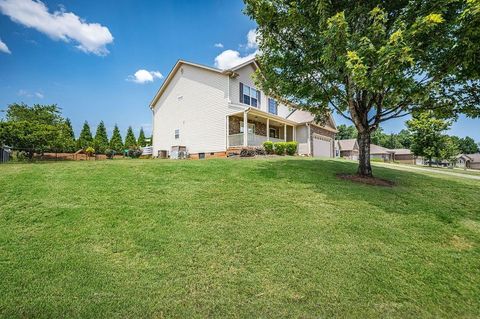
[229,63,293,118]
[152,64,229,155]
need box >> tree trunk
[357,131,373,177]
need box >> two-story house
[150,58,337,159]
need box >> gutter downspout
[151,106,155,157]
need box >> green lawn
[1,158,479,318]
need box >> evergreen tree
[124,126,137,149]
[63,118,76,152]
[93,121,109,154]
[137,127,146,147]
[109,124,124,152]
[77,121,93,150]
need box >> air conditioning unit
[170,146,187,159]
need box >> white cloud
[0,38,10,53]
[213,29,259,69]
[214,50,256,70]
[0,0,114,55]
[214,43,224,48]
[127,69,163,84]
[246,29,258,49]
[17,89,44,98]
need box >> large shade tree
[0,103,70,157]
[244,0,480,177]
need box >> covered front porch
[227,108,296,147]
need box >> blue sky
[0,0,479,141]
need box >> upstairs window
[240,83,261,107]
[174,129,180,139]
[268,98,278,115]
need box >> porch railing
[228,134,286,147]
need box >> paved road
[373,163,480,181]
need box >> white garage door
[312,134,332,157]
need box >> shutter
[239,83,244,103]
[257,91,261,107]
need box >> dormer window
[240,83,261,108]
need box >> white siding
[152,64,229,155]
[229,63,293,118]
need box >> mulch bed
[336,173,395,187]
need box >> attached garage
[312,134,333,157]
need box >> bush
[274,142,287,155]
[285,141,298,156]
[127,148,142,158]
[85,147,95,157]
[255,146,266,155]
[263,141,274,154]
[105,149,115,159]
[240,147,256,157]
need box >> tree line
[336,111,480,164]
[0,103,151,157]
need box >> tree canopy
[244,0,480,176]
[0,103,70,156]
[407,111,451,164]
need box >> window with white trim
[240,83,261,107]
[174,129,180,139]
[268,98,277,115]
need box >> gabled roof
[391,148,412,155]
[336,139,358,151]
[150,59,229,108]
[370,144,394,155]
[230,58,259,71]
[464,153,480,162]
[287,109,337,132]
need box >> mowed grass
[0,158,479,318]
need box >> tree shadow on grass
[252,158,480,225]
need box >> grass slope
[0,158,479,318]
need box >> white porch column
[243,111,248,146]
[226,116,230,148]
[266,118,270,141]
[293,125,296,141]
[284,124,287,142]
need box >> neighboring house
[370,144,394,162]
[456,153,480,169]
[391,148,419,165]
[149,59,337,159]
[335,139,359,160]
[335,139,395,162]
